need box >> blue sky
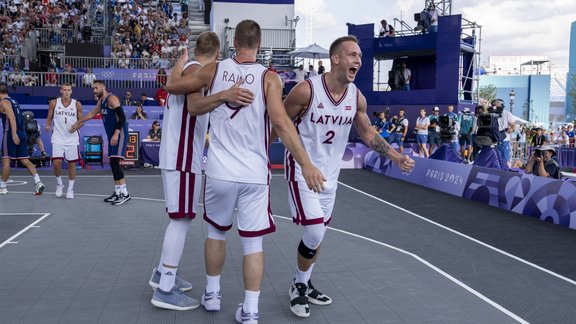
[294,0,574,68]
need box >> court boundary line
[274,214,528,324]
[337,181,576,287]
[0,213,51,249]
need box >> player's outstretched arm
[354,92,414,173]
[45,99,56,132]
[266,73,325,192]
[186,80,254,116]
[70,100,101,132]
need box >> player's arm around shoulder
[283,79,312,119]
[167,53,215,94]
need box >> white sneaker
[201,291,222,311]
[0,188,7,195]
[55,184,64,197]
[288,281,310,318]
[66,190,74,199]
[34,182,45,195]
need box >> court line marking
[8,174,286,178]
[274,213,528,324]
[337,181,576,287]
[1,191,528,322]
[0,213,50,249]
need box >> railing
[4,72,165,89]
[64,56,178,69]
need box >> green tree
[479,84,497,103]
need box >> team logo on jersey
[318,103,324,109]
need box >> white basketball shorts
[287,179,338,226]
[51,144,81,162]
[203,176,275,237]
[162,170,202,219]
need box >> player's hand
[397,154,415,173]
[69,121,83,132]
[223,80,254,106]
[111,134,119,146]
[12,133,20,145]
[301,164,326,193]
[45,124,51,132]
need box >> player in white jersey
[45,83,83,199]
[281,36,415,318]
[167,20,324,323]
[148,32,234,311]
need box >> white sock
[206,274,221,293]
[68,180,75,191]
[0,181,6,189]
[159,266,177,292]
[243,290,260,314]
[120,184,128,195]
[114,185,121,195]
[157,219,190,281]
[33,174,41,184]
[295,265,313,284]
[56,176,63,186]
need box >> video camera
[475,102,504,147]
[438,115,456,142]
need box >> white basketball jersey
[52,98,79,145]
[206,58,270,184]
[159,61,209,173]
[285,75,358,182]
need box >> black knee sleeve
[298,240,317,259]
[110,158,124,181]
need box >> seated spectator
[123,91,134,106]
[524,145,561,179]
[146,120,162,141]
[82,68,96,87]
[378,19,395,37]
[139,93,152,106]
[130,104,148,120]
[45,67,59,86]
[373,111,392,142]
[8,65,24,86]
[60,63,77,86]
[155,85,168,107]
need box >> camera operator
[390,108,409,153]
[525,145,561,179]
[427,107,441,155]
[490,99,515,167]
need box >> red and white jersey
[51,97,79,145]
[285,74,358,182]
[206,58,270,184]
[159,61,209,173]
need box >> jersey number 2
[323,130,335,144]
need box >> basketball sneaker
[111,193,131,205]
[201,290,222,311]
[150,287,199,311]
[66,190,74,199]
[235,303,259,324]
[104,192,118,202]
[0,188,7,194]
[34,182,45,195]
[306,280,332,305]
[55,184,64,197]
[288,281,309,317]
[148,268,193,292]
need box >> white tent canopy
[288,43,330,59]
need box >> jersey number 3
[323,130,335,144]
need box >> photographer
[428,107,441,155]
[525,145,561,179]
[390,109,409,153]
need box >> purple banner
[92,69,169,81]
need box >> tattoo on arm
[371,134,391,157]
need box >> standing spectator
[530,127,547,146]
[401,62,411,91]
[428,3,440,33]
[45,67,58,86]
[130,104,148,120]
[445,105,456,119]
[415,108,430,158]
[317,60,325,74]
[566,124,574,147]
[390,108,408,153]
[293,64,306,82]
[82,68,96,87]
[428,107,441,155]
[373,111,391,142]
[307,64,317,78]
[378,19,394,37]
[155,85,168,107]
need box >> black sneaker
[306,280,332,305]
[288,281,309,317]
[104,192,118,202]
[111,193,131,206]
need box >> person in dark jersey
[70,80,131,205]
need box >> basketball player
[0,84,45,195]
[147,31,248,311]
[281,36,415,318]
[167,20,324,323]
[45,84,83,199]
[70,81,130,205]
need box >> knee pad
[240,236,263,255]
[207,223,226,241]
[302,224,326,250]
[298,240,317,259]
[110,158,124,181]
